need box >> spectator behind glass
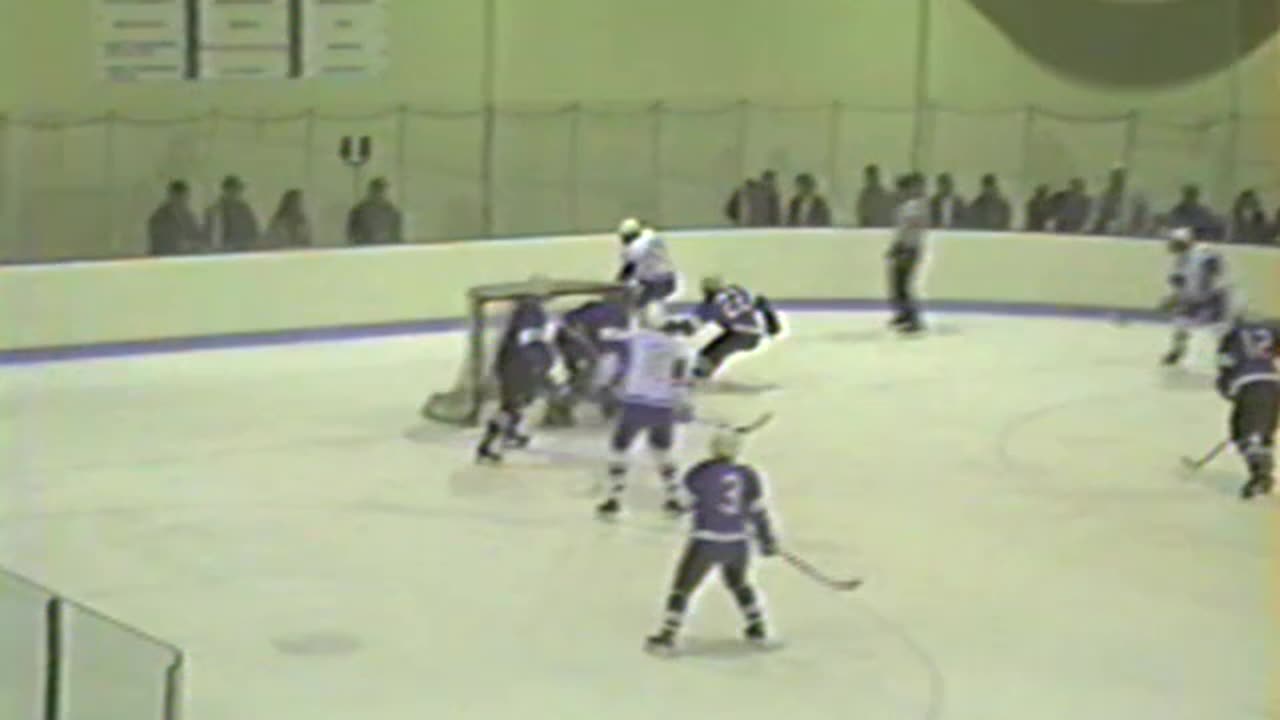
[1091,166,1149,236]
[348,177,404,245]
[1054,178,1092,233]
[857,164,894,227]
[929,172,966,228]
[203,175,260,251]
[1228,190,1268,245]
[1025,184,1054,232]
[966,174,1011,230]
[264,189,312,249]
[758,170,782,226]
[724,171,781,227]
[147,180,202,256]
[1167,184,1219,240]
[787,173,831,227]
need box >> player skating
[616,218,678,308]
[645,425,779,656]
[886,173,929,334]
[678,276,782,380]
[597,305,693,519]
[1215,311,1278,499]
[1159,227,1231,366]
[544,286,634,426]
[475,282,560,463]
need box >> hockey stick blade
[1180,439,1230,472]
[734,411,775,434]
[780,550,862,592]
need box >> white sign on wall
[94,0,389,81]
[304,0,389,78]
[198,0,294,79]
[94,0,189,81]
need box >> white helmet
[710,428,743,460]
[618,217,644,240]
[1166,227,1193,242]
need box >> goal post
[419,277,626,426]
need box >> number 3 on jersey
[718,473,743,516]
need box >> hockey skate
[661,497,686,517]
[596,497,622,519]
[1160,349,1183,366]
[501,432,531,450]
[644,629,677,657]
[1240,475,1274,500]
[475,446,503,465]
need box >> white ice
[0,311,1275,720]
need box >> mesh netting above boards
[420,278,625,426]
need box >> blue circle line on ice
[0,299,1166,365]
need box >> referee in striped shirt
[887,172,928,334]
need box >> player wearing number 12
[1215,313,1279,499]
[645,427,778,656]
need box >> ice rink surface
[1,310,1276,720]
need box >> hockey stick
[694,411,775,434]
[1180,439,1231,471]
[779,549,863,591]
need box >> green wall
[3,0,1278,261]
[10,0,1274,113]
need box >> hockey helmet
[710,427,744,460]
[618,217,644,242]
[701,275,726,295]
[1165,227,1193,253]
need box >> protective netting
[3,103,1276,262]
[420,278,623,426]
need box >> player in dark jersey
[1216,314,1279,499]
[476,287,558,463]
[685,276,782,380]
[645,427,778,656]
[544,288,633,426]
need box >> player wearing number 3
[645,426,778,656]
[1216,311,1279,499]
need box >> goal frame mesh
[420,278,626,426]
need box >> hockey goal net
[420,277,626,426]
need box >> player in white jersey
[597,304,694,519]
[887,173,928,334]
[1159,227,1233,366]
[617,218,678,308]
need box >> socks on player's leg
[1163,328,1189,365]
[645,591,687,653]
[597,456,627,517]
[654,451,683,515]
[476,413,506,462]
[1241,435,1275,499]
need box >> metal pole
[909,0,934,172]
[479,0,497,237]
[43,598,62,720]
[1222,0,1243,203]
[567,103,580,232]
[650,101,663,225]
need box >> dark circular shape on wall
[967,0,1279,87]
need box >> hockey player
[617,218,678,308]
[645,426,778,656]
[597,304,694,518]
[475,283,557,463]
[685,276,782,380]
[545,287,634,425]
[1160,227,1231,366]
[886,173,929,334]
[1215,312,1278,499]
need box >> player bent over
[1215,313,1279,499]
[544,287,633,426]
[597,305,693,518]
[1160,227,1231,366]
[684,276,782,380]
[617,218,678,308]
[475,286,558,463]
[645,427,778,656]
